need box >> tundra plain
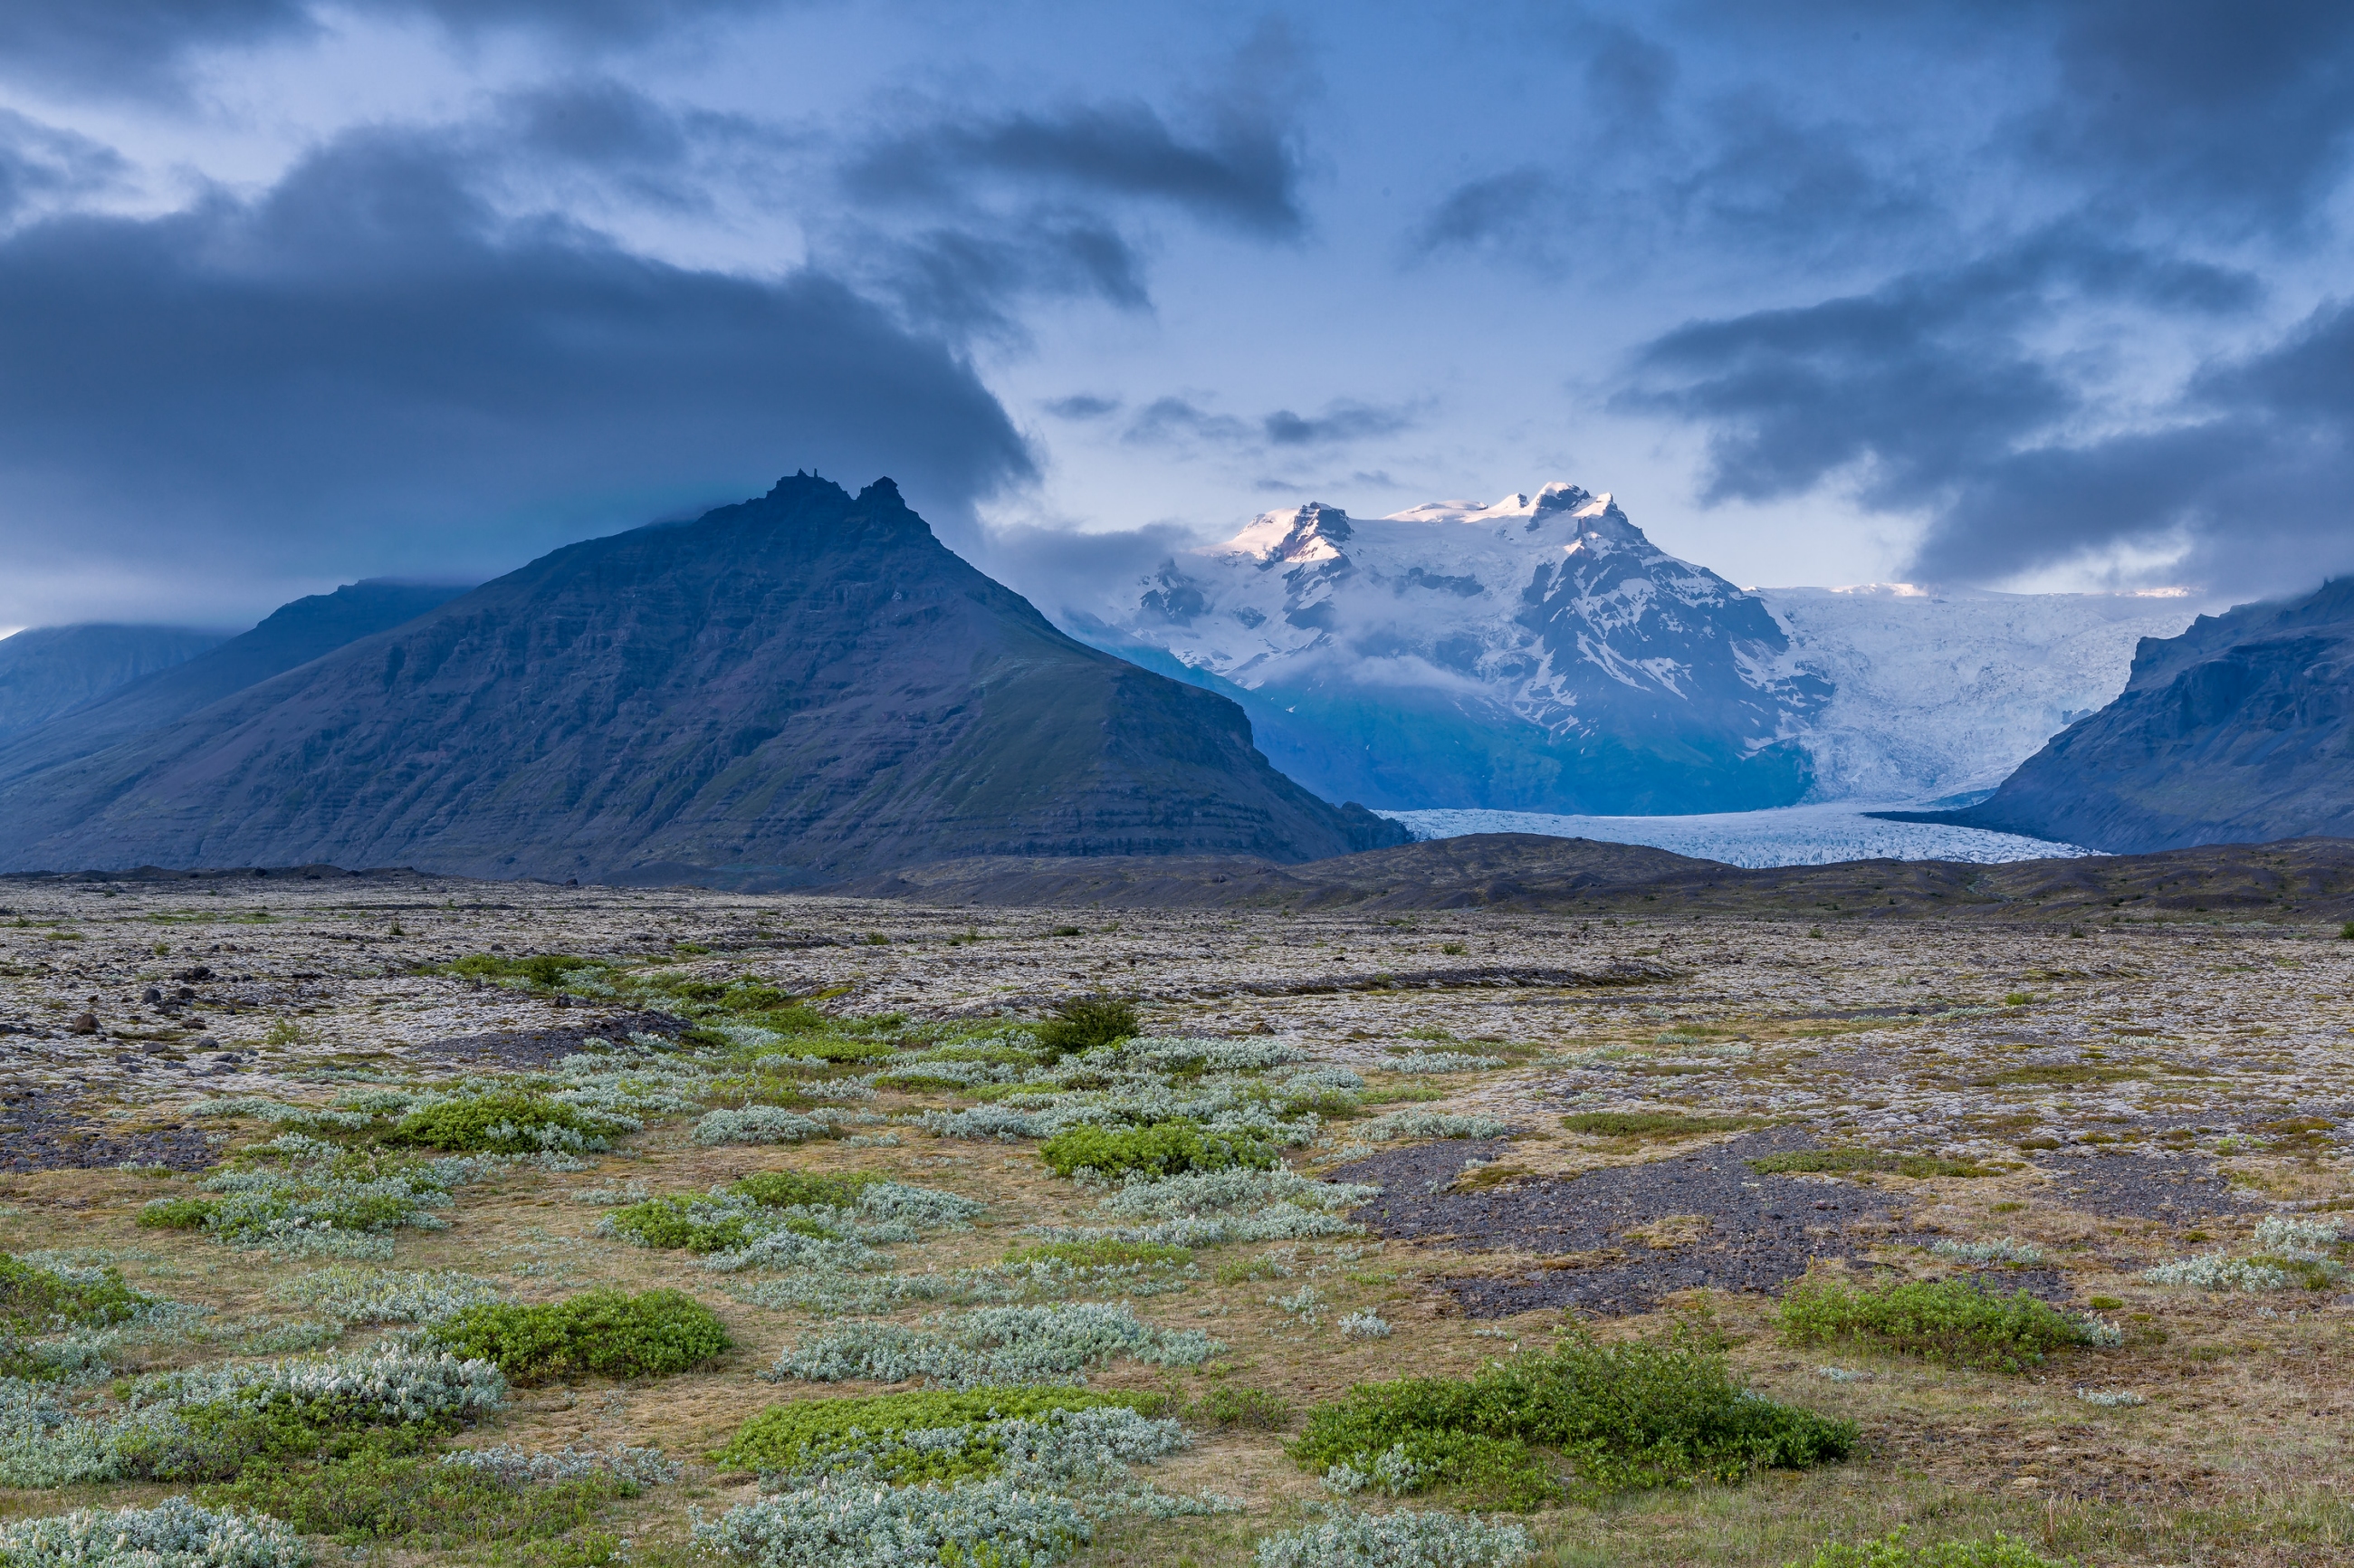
[3,869,2350,1567]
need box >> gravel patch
[0,1085,218,1171]
[1331,1130,1906,1317]
[407,1009,693,1069]
[2032,1152,2263,1220]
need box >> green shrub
[602,1197,754,1254]
[1038,1120,1276,1180]
[711,1386,1159,1481]
[1033,997,1139,1059]
[0,1253,151,1330]
[726,1169,883,1209]
[203,1438,629,1547]
[1784,1529,2077,1566]
[1777,1276,2092,1372]
[1191,1383,1290,1430]
[382,1093,612,1154]
[431,1290,731,1383]
[1563,1112,1754,1138]
[136,1197,219,1231]
[448,953,605,990]
[1747,1149,1992,1179]
[1001,1239,1192,1269]
[1291,1334,1854,1510]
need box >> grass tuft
[1562,1112,1755,1138]
[1747,1149,1993,1179]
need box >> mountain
[0,475,1403,884]
[1069,483,2196,814]
[1917,578,2354,852]
[1069,484,1830,815]
[0,579,474,788]
[0,624,228,743]
[1757,585,2199,802]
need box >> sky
[2,0,2351,633]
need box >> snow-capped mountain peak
[1077,483,1829,815]
[1216,500,1353,566]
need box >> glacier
[1382,803,2090,868]
[1757,583,2198,801]
[1069,483,2199,814]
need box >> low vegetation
[1033,995,1140,1059]
[427,1289,731,1383]
[1561,1111,1755,1138]
[1038,1120,1277,1180]
[1289,1334,1855,1509]
[712,1386,1164,1482]
[1784,1532,2076,1567]
[1777,1276,2102,1372]
[1747,1149,1994,1179]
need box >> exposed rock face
[0,624,229,743]
[0,475,1403,884]
[1930,578,2354,851]
[0,579,471,787]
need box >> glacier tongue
[1756,584,2199,801]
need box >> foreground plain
[2,867,2350,1567]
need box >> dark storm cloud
[0,122,1032,613]
[0,0,308,91]
[1118,397,1417,455]
[1043,394,1121,420]
[2016,0,2354,233]
[866,214,1149,337]
[1406,168,1563,268]
[1616,220,2354,595]
[0,0,786,92]
[1618,229,2258,512]
[1905,299,2354,593]
[0,110,124,225]
[844,102,1305,237]
[1261,402,1415,447]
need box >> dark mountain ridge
[0,579,473,788]
[0,475,1402,884]
[0,623,229,742]
[1902,577,2354,852]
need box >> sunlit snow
[1382,802,2091,868]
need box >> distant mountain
[1915,578,2354,852]
[1071,484,1829,815]
[0,476,1402,884]
[0,624,228,743]
[1070,483,2195,813]
[0,579,473,788]
[1758,585,2198,802]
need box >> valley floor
[2,875,2350,1567]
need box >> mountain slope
[1926,578,2354,851]
[0,579,473,788]
[1073,484,1828,814]
[0,624,228,743]
[0,475,1402,884]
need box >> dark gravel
[2031,1152,2261,1220]
[1330,1130,1906,1318]
[0,1085,218,1172]
[407,1009,693,1070]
